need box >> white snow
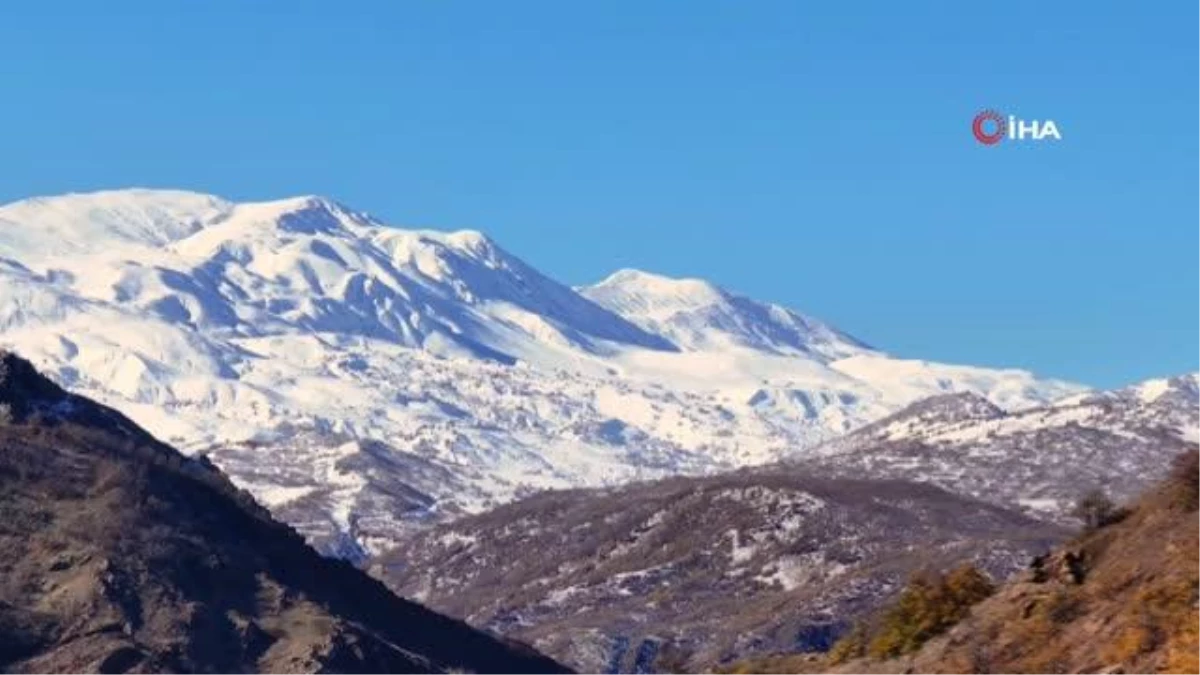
[756,554,848,591]
[0,188,1090,553]
[728,529,757,564]
[1135,377,1171,403]
[582,268,869,360]
[436,531,479,549]
[1018,497,1063,516]
[251,484,316,508]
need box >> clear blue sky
[1,2,1195,388]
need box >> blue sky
[1,2,1195,387]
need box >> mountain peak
[879,390,1008,426]
[0,188,677,363]
[591,268,725,302]
[0,187,1092,560]
[248,193,341,213]
[441,228,494,253]
[1129,372,1199,404]
[0,187,228,209]
[227,194,376,236]
[0,189,234,259]
[0,190,377,256]
[596,268,712,286]
[583,269,869,360]
[0,188,233,225]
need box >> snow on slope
[805,373,1199,522]
[0,188,1085,556]
[0,189,232,258]
[581,269,868,360]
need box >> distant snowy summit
[581,269,868,360]
[0,189,672,364]
[0,188,1091,554]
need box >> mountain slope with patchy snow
[804,373,1199,521]
[375,470,1063,673]
[0,188,1086,555]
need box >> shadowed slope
[0,351,568,674]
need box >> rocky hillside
[804,375,1199,522]
[731,450,1199,674]
[375,470,1063,673]
[371,374,1196,673]
[0,351,567,674]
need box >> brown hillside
[729,450,1199,674]
[0,351,568,674]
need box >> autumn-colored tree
[826,623,868,664]
[865,564,994,659]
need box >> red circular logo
[972,110,1006,145]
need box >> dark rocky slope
[376,469,1064,672]
[0,351,568,674]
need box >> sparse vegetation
[1164,449,1199,511]
[869,564,994,658]
[1103,618,1158,666]
[729,449,1199,674]
[714,653,825,674]
[380,471,1060,673]
[828,564,994,662]
[825,623,868,664]
[1164,612,1199,674]
[1071,488,1127,531]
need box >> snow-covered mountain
[580,269,867,360]
[0,188,1086,555]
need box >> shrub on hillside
[1071,489,1127,531]
[1165,449,1198,511]
[826,624,868,664]
[828,564,995,663]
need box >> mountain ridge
[376,468,1065,673]
[803,372,1199,522]
[0,188,1090,556]
[581,267,871,359]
